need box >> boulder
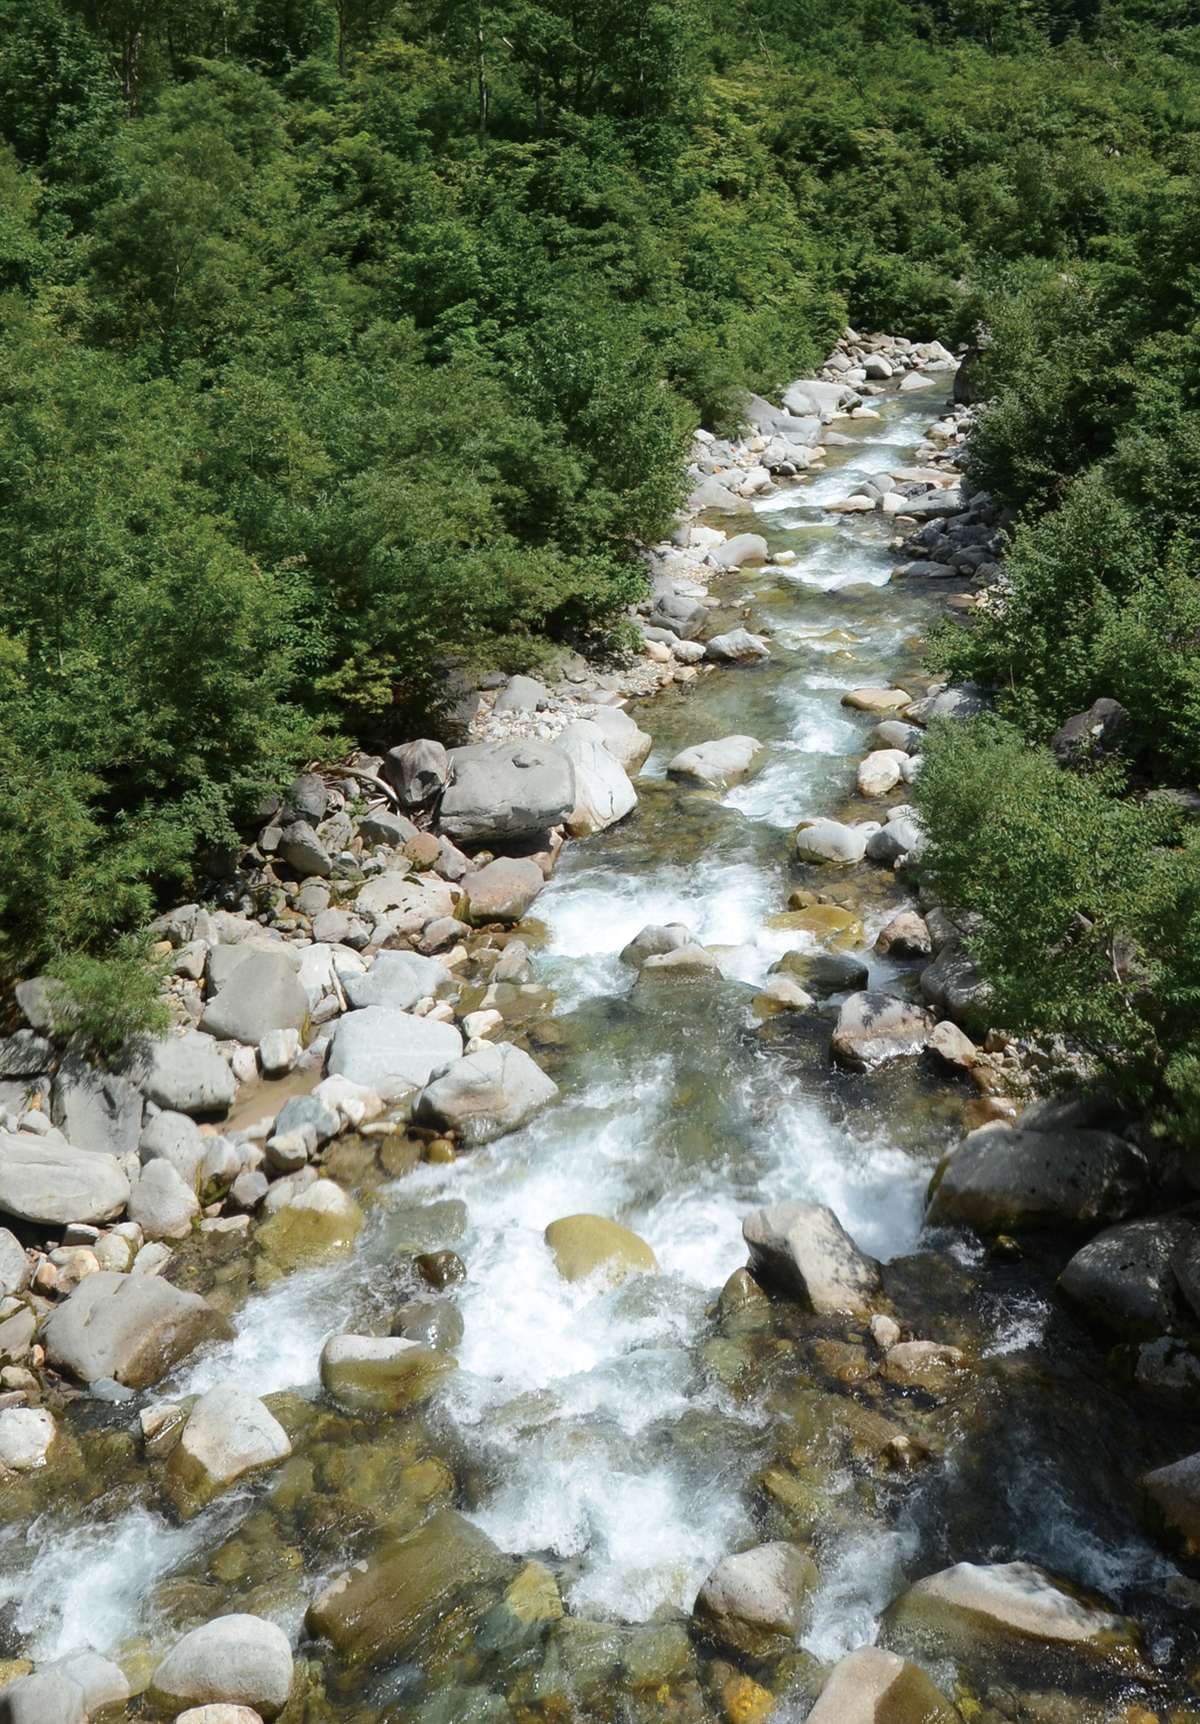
[577,705,652,773]
[806,1647,959,1724]
[544,1215,658,1286]
[907,683,987,724]
[783,378,857,419]
[144,1033,237,1116]
[43,1271,229,1388]
[140,1111,207,1190]
[0,1129,129,1226]
[619,924,693,969]
[713,533,769,569]
[856,750,907,797]
[51,1059,143,1159]
[870,719,923,755]
[306,1509,508,1670]
[355,873,456,935]
[841,687,911,714]
[200,951,309,1046]
[649,591,708,639]
[319,1333,457,1413]
[794,819,867,865]
[866,815,925,866]
[875,912,932,959]
[926,1125,1149,1235]
[0,1032,53,1078]
[0,1228,30,1296]
[413,1044,558,1146]
[344,952,454,1013]
[831,992,935,1071]
[636,944,721,980]
[165,1383,291,1516]
[176,1711,264,1724]
[919,942,990,1024]
[439,742,575,845]
[0,1406,56,1470]
[880,1561,1136,1661]
[704,629,770,664]
[462,858,546,924]
[383,739,450,807]
[1058,1218,1197,1339]
[556,724,638,837]
[1050,698,1130,766]
[277,821,331,878]
[667,736,766,791]
[283,772,329,824]
[494,675,550,713]
[742,1201,881,1315]
[0,1670,88,1724]
[358,808,419,848]
[128,1158,200,1240]
[327,1008,462,1102]
[255,1179,363,1272]
[150,1616,293,1720]
[1142,1451,1200,1552]
[692,1542,817,1658]
[773,949,869,996]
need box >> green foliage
[45,936,171,1066]
[915,720,1200,1131]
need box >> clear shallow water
[4,394,1194,1709]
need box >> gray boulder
[920,941,991,1026]
[327,1008,462,1102]
[742,1200,881,1314]
[0,1669,89,1724]
[276,820,331,878]
[713,533,768,569]
[413,1044,558,1146]
[494,675,550,713]
[51,1058,143,1158]
[439,742,575,845]
[620,924,693,968]
[128,1158,200,1240]
[1050,698,1130,765]
[556,723,637,837]
[705,629,770,663]
[831,992,935,1072]
[772,949,869,996]
[0,1228,30,1296]
[693,1541,817,1658]
[461,857,546,924]
[383,739,450,807]
[344,951,453,1013]
[200,951,309,1046]
[144,1033,237,1116]
[44,1270,230,1388]
[165,1383,292,1516]
[667,735,765,791]
[283,772,329,824]
[140,1110,207,1189]
[358,808,419,847]
[577,704,652,773]
[648,591,708,639]
[865,814,925,866]
[0,1033,53,1079]
[1143,1450,1200,1550]
[795,818,868,865]
[0,1129,129,1226]
[150,1616,293,1720]
[1059,1218,1198,1339]
[907,682,988,723]
[927,1124,1149,1235]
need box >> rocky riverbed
[0,337,1198,1724]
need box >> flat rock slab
[0,1128,130,1227]
[343,951,453,1012]
[439,741,575,844]
[43,1270,230,1388]
[742,1200,881,1315]
[144,1033,237,1116]
[927,1124,1149,1235]
[326,1008,462,1102]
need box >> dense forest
[1,0,1198,1126]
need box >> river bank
[0,347,1197,1724]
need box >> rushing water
[4,391,1198,1718]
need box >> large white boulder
[556,722,638,836]
[326,1008,462,1102]
[413,1044,558,1146]
[0,1129,129,1227]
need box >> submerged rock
[255,1179,363,1273]
[880,1560,1137,1662]
[306,1509,509,1669]
[742,1201,881,1315]
[544,1215,658,1285]
[320,1333,457,1413]
[413,1044,558,1146]
[692,1541,817,1658]
[806,1646,960,1724]
[43,1270,230,1388]
[149,1615,293,1719]
[927,1125,1149,1235]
